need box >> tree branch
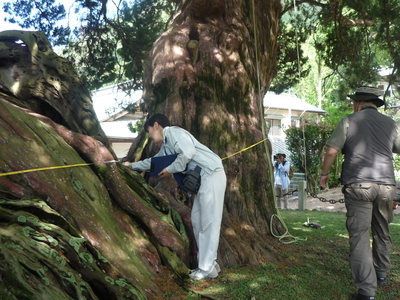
[281,0,373,28]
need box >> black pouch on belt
[182,165,202,195]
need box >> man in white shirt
[124,113,226,280]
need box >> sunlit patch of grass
[162,211,400,300]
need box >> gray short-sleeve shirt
[326,116,348,151]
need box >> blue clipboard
[150,154,185,186]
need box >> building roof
[99,109,143,140]
[92,85,143,121]
[101,110,143,122]
[263,92,326,114]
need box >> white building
[263,92,327,156]
[92,87,327,159]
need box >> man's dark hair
[144,113,171,132]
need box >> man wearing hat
[320,86,400,300]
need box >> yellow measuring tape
[0,161,118,177]
[222,138,268,160]
[0,138,268,177]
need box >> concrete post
[298,181,307,210]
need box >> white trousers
[191,168,226,273]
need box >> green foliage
[128,119,144,134]
[285,120,339,192]
[269,30,310,93]
[315,2,381,88]
[322,101,352,125]
[275,0,400,110]
[4,0,400,112]
[270,3,320,93]
[62,0,175,90]
[290,33,345,112]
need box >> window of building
[291,118,300,127]
[266,119,282,136]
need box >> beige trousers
[275,185,288,209]
[343,183,395,296]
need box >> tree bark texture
[134,0,286,267]
[0,31,191,299]
[0,31,110,149]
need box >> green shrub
[285,120,342,192]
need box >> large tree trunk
[0,30,191,300]
[131,0,285,267]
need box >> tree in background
[275,1,400,121]
[285,121,342,192]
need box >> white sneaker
[189,269,206,280]
[215,262,221,273]
[190,263,220,275]
[189,268,200,275]
[189,267,218,280]
[206,266,219,279]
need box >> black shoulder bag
[182,165,202,195]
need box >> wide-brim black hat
[347,86,385,107]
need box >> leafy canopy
[273,0,400,106]
[2,0,176,92]
[3,0,400,104]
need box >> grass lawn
[158,210,400,300]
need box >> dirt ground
[282,187,400,215]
